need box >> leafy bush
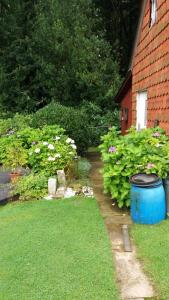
[0,113,31,136]
[80,102,119,146]
[28,137,77,176]
[16,125,64,149]
[3,141,28,171]
[13,173,48,201]
[100,127,169,208]
[76,158,91,179]
[31,102,90,154]
[0,124,76,176]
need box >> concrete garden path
[87,152,155,300]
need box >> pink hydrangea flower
[109,146,116,153]
[152,132,160,137]
[146,163,155,169]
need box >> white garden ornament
[48,178,57,197]
[57,170,66,187]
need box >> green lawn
[0,197,119,300]
[132,220,169,300]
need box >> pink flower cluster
[146,163,155,169]
[152,132,160,137]
[109,146,116,153]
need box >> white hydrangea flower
[55,153,61,158]
[48,144,55,150]
[55,136,60,141]
[43,142,48,146]
[35,148,40,153]
[29,152,33,156]
[70,139,75,144]
[71,144,77,150]
[48,156,55,161]
[66,138,72,144]
[156,143,162,148]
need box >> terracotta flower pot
[10,172,22,183]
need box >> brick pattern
[132,0,169,133]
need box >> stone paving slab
[114,249,154,299]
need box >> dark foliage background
[0,0,141,113]
[0,0,141,150]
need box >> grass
[132,220,169,300]
[0,197,119,300]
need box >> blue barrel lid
[130,173,161,187]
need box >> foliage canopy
[0,0,121,112]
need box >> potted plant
[4,141,28,183]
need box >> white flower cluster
[55,136,60,141]
[34,148,40,153]
[48,153,61,161]
[71,144,77,150]
[33,135,77,162]
[66,138,77,149]
[43,142,48,146]
[48,144,55,150]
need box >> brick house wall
[120,86,132,135]
[132,0,169,133]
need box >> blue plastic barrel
[130,174,166,225]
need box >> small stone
[82,186,93,197]
[64,188,76,198]
[57,170,66,187]
[55,187,65,199]
[44,195,54,201]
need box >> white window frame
[150,0,157,27]
[136,91,148,131]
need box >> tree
[0,0,121,112]
[93,0,142,75]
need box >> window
[136,91,147,130]
[150,0,157,26]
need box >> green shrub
[0,113,31,136]
[100,127,169,208]
[28,136,77,176]
[0,124,76,176]
[0,136,11,163]
[3,141,28,171]
[80,102,119,146]
[31,102,90,154]
[14,173,48,201]
[16,125,64,149]
[76,158,91,179]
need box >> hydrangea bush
[100,127,169,208]
[0,124,77,176]
[29,137,77,175]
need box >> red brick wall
[120,87,132,135]
[132,0,169,133]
